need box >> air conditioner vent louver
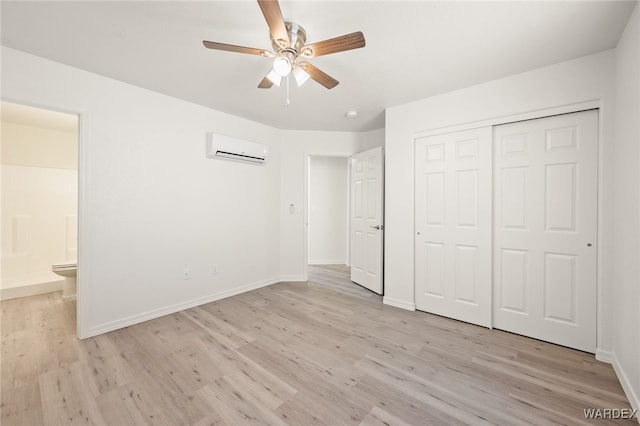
[206,133,268,165]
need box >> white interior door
[493,110,598,353]
[414,127,492,327]
[350,147,384,294]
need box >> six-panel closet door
[414,110,598,353]
[414,127,493,327]
[493,110,598,353]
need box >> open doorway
[307,155,349,268]
[1,102,79,326]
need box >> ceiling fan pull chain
[285,75,291,106]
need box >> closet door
[415,127,492,327]
[493,110,598,353]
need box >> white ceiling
[1,1,636,132]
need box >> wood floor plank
[273,376,372,426]
[351,375,470,425]
[77,334,136,396]
[180,306,255,349]
[197,377,287,426]
[354,355,510,426]
[38,362,106,426]
[0,380,44,426]
[191,329,299,405]
[94,383,155,426]
[1,266,636,425]
[359,406,413,426]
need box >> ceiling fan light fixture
[273,55,292,77]
[293,65,310,87]
[266,69,282,87]
[203,1,366,92]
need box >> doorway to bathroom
[1,102,79,309]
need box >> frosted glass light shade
[273,56,292,77]
[293,66,310,87]
[266,70,282,87]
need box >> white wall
[279,129,384,280]
[1,47,282,338]
[2,121,78,169]
[308,156,348,265]
[385,50,616,351]
[1,120,78,298]
[357,129,385,153]
[612,5,640,411]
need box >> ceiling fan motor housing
[272,22,307,55]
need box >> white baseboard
[62,294,77,302]
[383,296,416,311]
[1,279,63,301]
[595,348,613,364]
[611,352,640,415]
[308,260,346,265]
[278,275,307,282]
[86,277,280,338]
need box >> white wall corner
[383,296,416,311]
[611,352,640,413]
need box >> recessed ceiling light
[345,110,358,119]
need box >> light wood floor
[1,264,635,425]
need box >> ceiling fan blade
[257,0,290,48]
[258,76,274,89]
[302,31,365,58]
[299,62,339,89]
[203,40,269,56]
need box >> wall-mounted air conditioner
[206,133,269,164]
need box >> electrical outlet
[212,265,218,275]
[183,268,190,280]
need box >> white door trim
[1,96,89,339]
[414,100,601,139]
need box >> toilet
[52,261,77,300]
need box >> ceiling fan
[202,0,366,90]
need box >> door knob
[370,225,384,230]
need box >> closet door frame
[412,100,604,352]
